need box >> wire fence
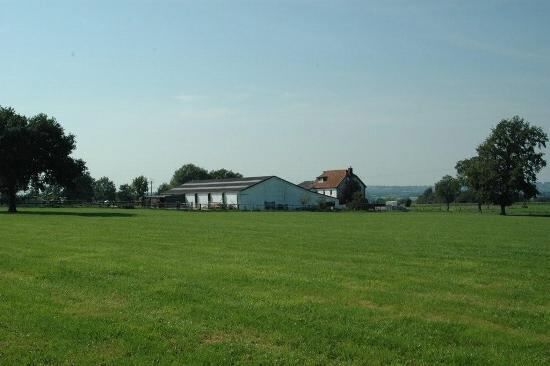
[410,202,550,215]
[3,199,549,215]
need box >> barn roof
[162,176,273,195]
[310,170,348,189]
[298,181,314,189]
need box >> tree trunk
[7,188,17,213]
[477,202,482,214]
[446,202,450,211]
[500,204,506,216]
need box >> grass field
[0,209,548,365]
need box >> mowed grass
[0,209,548,365]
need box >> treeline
[418,116,548,215]
[22,175,150,203]
[156,163,242,194]
[22,163,244,203]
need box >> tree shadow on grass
[0,210,136,218]
[508,213,550,218]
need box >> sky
[1,0,549,187]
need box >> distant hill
[367,186,430,200]
[537,182,550,197]
[365,182,550,201]
[537,182,550,192]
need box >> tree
[132,175,149,201]
[416,187,435,204]
[117,184,134,202]
[435,175,461,211]
[170,164,209,186]
[455,157,488,212]
[348,192,368,210]
[398,197,412,207]
[0,106,86,213]
[63,170,95,201]
[469,116,547,215]
[94,177,117,202]
[156,182,172,194]
[340,178,362,205]
[209,169,243,180]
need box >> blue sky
[1,0,549,187]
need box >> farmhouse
[159,176,338,210]
[299,167,367,204]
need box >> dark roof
[298,181,314,189]
[162,176,273,195]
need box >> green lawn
[0,209,548,365]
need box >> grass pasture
[0,209,548,364]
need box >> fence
[410,202,550,215]
[4,199,549,215]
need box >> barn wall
[226,193,238,205]
[210,193,223,203]
[197,193,209,205]
[238,177,338,210]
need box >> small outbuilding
[160,176,338,210]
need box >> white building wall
[180,191,239,207]
[226,192,238,205]
[186,194,196,206]
[316,189,337,198]
[197,193,209,205]
[210,193,223,203]
[238,177,338,210]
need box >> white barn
[161,176,338,210]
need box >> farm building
[299,167,367,204]
[158,176,338,210]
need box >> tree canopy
[63,170,95,202]
[156,182,172,194]
[170,164,210,186]
[208,169,243,180]
[459,116,548,215]
[415,187,435,204]
[117,184,134,202]
[0,106,86,212]
[169,164,243,186]
[131,175,149,201]
[434,175,460,211]
[94,177,117,202]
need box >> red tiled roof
[311,170,348,189]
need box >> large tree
[156,182,172,194]
[131,175,149,201]
[209,169,243,180]
[94,176,117,202]
[473,116,547,215]
[455,157,488,212]
[339,178,362,205]
[170,164,209,186]
[0,106,86,212]
[117,184,134,202]
[416,187,435,204]
[434,175,461,211]
[63,170,95,202]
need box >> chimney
[347,167,353,176]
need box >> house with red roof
[299,167,366,205]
